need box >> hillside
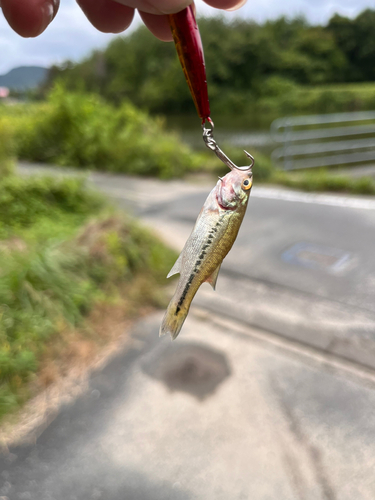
[0,66,48,90]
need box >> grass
[0,175,103,238]
[0,173,177,422]
[270,169,375,195]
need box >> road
[83,163,375,367]
[1,162,375,499]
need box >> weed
[0,175,176,420]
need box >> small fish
[160,155,253,340]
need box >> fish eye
[242,178,252,190]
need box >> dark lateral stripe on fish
[174,217,226,316]
[176,271,195,315]
[175,237,216,315]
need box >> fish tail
[159,301,188,340]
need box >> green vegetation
[0,142,176,420]
[0,117,15,177]
[3,89,375,195]
[0,105,178,422]
[245,80,375,128]
[271,169,375,195]
[44,10,375,127]
[0,175,102,238]
[4,86,204,179]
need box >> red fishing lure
[169,6,253,171]
[168,6,211,125]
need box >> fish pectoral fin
[167,253,183,278]
[205,264,221,290]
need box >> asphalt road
[85,164,375,367]
[134,180,375,368]
[2,162,374,499]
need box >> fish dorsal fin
[167,253,183,278]
[205,264,221,290]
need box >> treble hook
[202,120,254,172]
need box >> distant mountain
[0,66,48,90]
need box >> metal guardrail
[270,111,375,170]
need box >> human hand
[0,0,246,41]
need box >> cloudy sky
[0,0,374,74]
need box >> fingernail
[37,1,56,35]
[226,0,247,11]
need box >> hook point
[244,150,255,168]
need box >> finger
[203,0,247,10]
[139,11,173,41]
[77,0,135,33]
[0,0,59,37]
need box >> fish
[160,156,253,340]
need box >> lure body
[168,6,210,123]
[160,167,253,340]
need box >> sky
[0,0,374,74]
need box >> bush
[0,217,176,418]
[15,86,203,179]
[0,175,176,419]
[254,82,375,126]
[0,116,15,177]
[212,81,375,128]
[0,175,103,236]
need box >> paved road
[2,162,374,499]
[3,312,375,500]
[138,182,375,368]
[72,163,375,368]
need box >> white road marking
[252,186,375,210]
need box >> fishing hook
[202,120,254,172]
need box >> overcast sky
[0,0,374,74]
